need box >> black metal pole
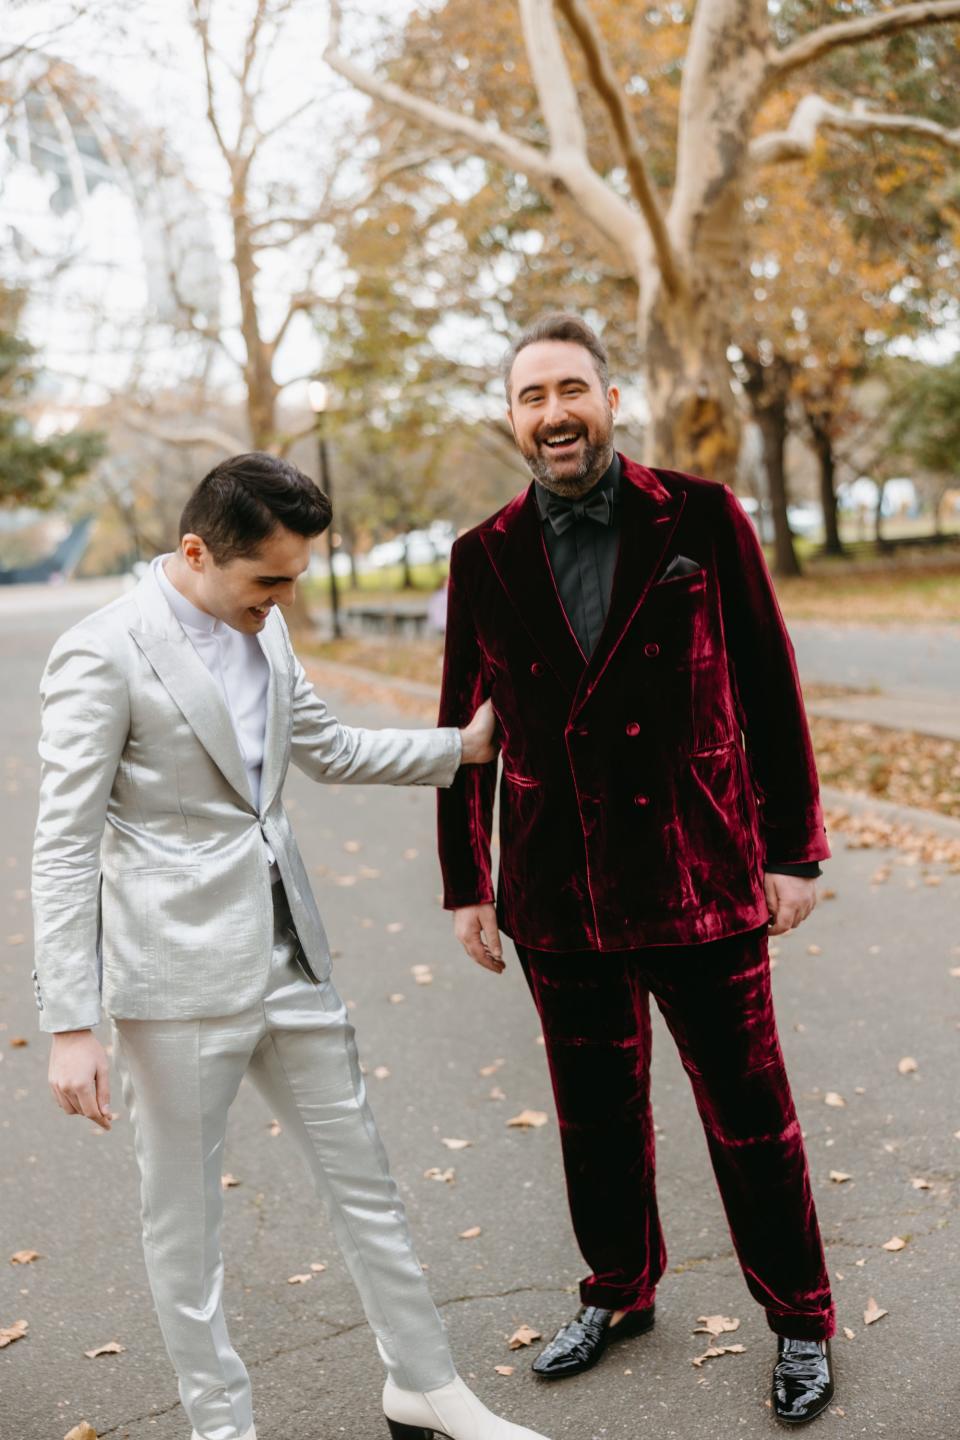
[316,419,342,640]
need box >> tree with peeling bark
[325,0,960,495]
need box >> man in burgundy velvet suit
[437,314,836,1426]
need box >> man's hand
[454,903,505,974]
[764,873,818,937]
[49,1030,114,1131]
[459,698,498,766]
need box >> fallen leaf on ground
[807,944,822,956]
[829,1170,852,1183]
[506,1110,548,1129]
[863,1298,887,1325]
[310,1262,327,1273]
[403,848,419,860]
[824,1092,846,1108]
[950,968,960,978]
[459,1226,482,1240]
[882,1237,906,1252]
[423,1167,456,1184]
[494,1365,515,1376]
[64,1425,97,1440]
[479,1059,505,1077]
[6,934,24,945]
[691,1343,746,1367]
[386,922,404,934]
[489,1086,506,1101]
[10,1250,40,1265]
[414,972,433,986]
[373,1066,391,1080]
[343,840,361,853]
[897,1057,918,1075]
[8,1037,28,1048]
[693,1315,741,1338]
[221,1174,241,1189]
[268,1120,282,1137]
[84,1341,125,1358]
[843,1327,855,1340]
[388,993,406,1004]
[911,1177,932,1190]
[359,866,381,879]
[442,1138,472,1151]
[287,1274,312,1284]
[508,1324,543,1349]
[0,1319,28,1347]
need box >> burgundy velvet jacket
[436,455,830,953]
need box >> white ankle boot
[383,1374,550,1440]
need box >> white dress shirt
[154,556,277,873]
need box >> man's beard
[520,422,615,498]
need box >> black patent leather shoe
[772,1337,834,1424]
[531,1304,655,1379]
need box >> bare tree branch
[122,412,246,454]
[191,0,233,165]
[555,0,681,295]
[765,0,960,86]
[267,291,323,358]
[751,93,960,165]
[324,0,652,283]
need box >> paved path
[0,595,958,1440]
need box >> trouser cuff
[766,1305,836,1341]
[579,1277,656,1311]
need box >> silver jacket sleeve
[32,631,130,1033]
[289,655,462,788]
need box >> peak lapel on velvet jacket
[573,458,685,711]
[479,486,586,694]
[129,568,256,811]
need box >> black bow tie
[543,489,613,535]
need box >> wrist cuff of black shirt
[764,861,823,879]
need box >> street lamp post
[308,380,342,641]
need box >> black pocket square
[657,553,701,583]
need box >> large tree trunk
[806,411,844,556]
[741,354,800,577]
[639,272,741,482]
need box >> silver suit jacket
[31,568,462,1032]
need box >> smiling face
[507,339,620,497]
[173,523,313,634]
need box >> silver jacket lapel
[256,611,291,815]
[130,569,255,810]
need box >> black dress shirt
[534,456,821,880]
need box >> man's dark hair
[179,452,331,564]
[502,312,610,403]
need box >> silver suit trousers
[114,882,456,1440]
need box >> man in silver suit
[32,453,549,1440]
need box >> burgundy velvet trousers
[516,926,835,1340]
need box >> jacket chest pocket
[642,571,711,665]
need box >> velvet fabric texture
[437,458,830,951]
[516,928,835,1341]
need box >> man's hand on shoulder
[764,873,818,937]
[49,1030,115,1131]
[453,903,505,974]
[459,698,499,766]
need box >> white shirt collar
[153,554,221,635]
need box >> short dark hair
[502,312,610,402]
[179,452,331,564]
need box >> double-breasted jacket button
[644,641,660,658]
[625,721,641,737]
[633,793,650,807]
[575,724,589,738]
[530,661,545,676]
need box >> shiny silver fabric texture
[114,884,457,1440]
[31,565,461,1032]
